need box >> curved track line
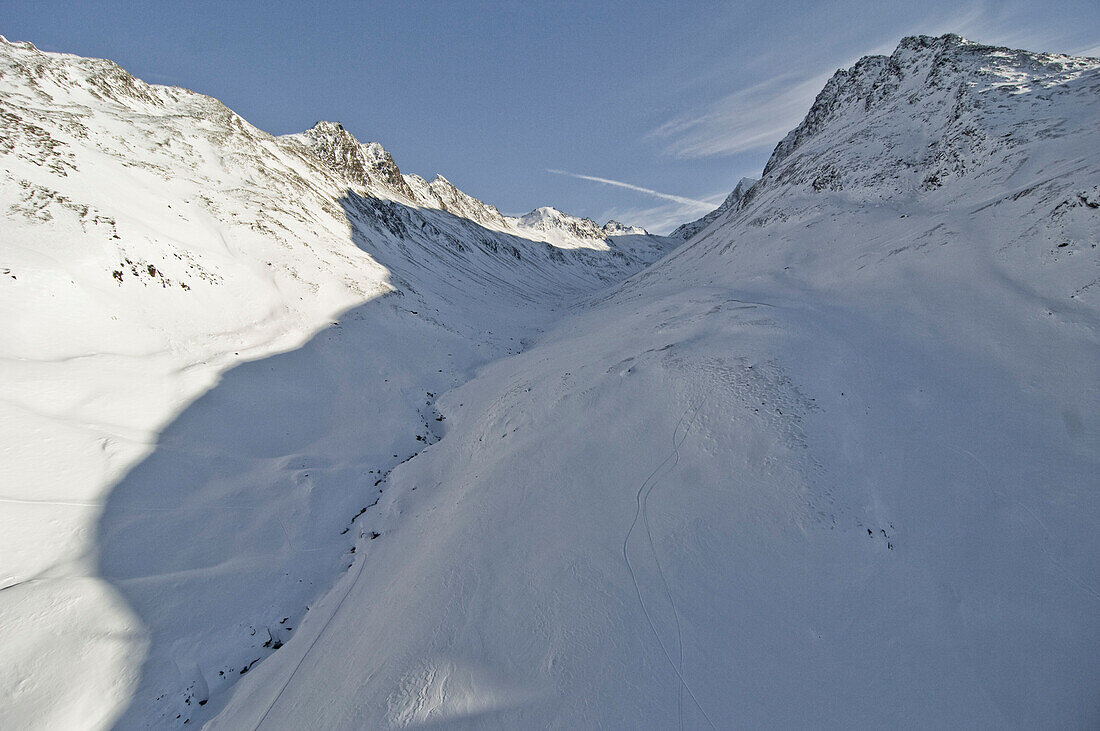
[622,400,715,730]
[253,542,369,730]
[644,400,702,730]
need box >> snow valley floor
[1,33,1098,729]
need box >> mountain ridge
[0,33,674,729]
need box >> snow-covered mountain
[669,175,757,241]
[2,33,1098,729]
[213,34,1099,729]
[0,35,671,730]
[289,119,660,256]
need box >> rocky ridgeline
[670,176,757,240]
[287,120,654,249]
[671,34,1100,244]
[762,34,1100,193]
[292,120,419,200]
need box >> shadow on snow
[95,190,661,727]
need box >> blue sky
[4,0,1097,232]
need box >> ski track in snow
[622,399,715,730]
[252,529,372,730]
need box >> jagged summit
[281,121,653,248]
[672,33,1100,246]
[759,33,1100,191]
[602,220,648,236]
[516,205,610,247]
[670,176,757,240]
[288,121,417,199]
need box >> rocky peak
[517,207,608,243]
[602,220,648,237]
[293,121,416,199]
[763,34,965,177]
[757,34,1099,195]
[670,176,757,241]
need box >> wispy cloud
[546,169,716,212]
[596,203,694,236]
[646,0,1098,161]
[647,72,832,159]
[595,188,731,236]
[1071,41,1100,57]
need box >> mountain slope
[0,36,672,730]
[211,35,1100,729]
[668,175,757,241]
[1,33,1098,730]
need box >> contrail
[547,169,714,211]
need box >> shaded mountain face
[669,175,757,240]
[2,32,1099,730]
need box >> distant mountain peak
[518,206,608,242]
[670,176,757,241]
[602,220,648,237]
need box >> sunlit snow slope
[0,36,673,729]
[211,35,1100,729]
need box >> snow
[0,36,671,729]
[1,32,1098,729]
[512,206,611,250]
[669,176,757,241]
